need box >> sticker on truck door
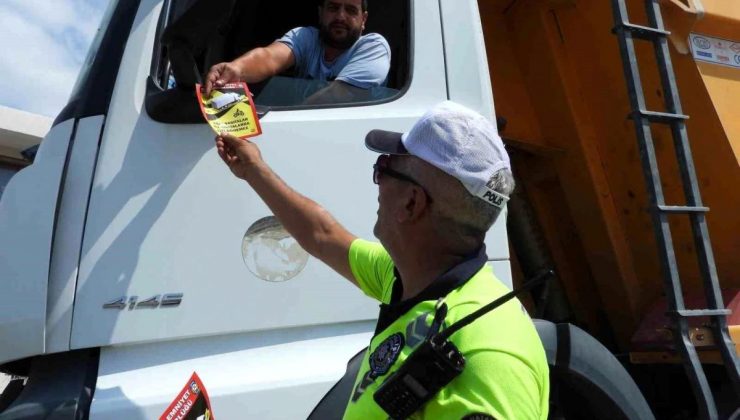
[159,372,215,420]
[689,33,740,70]
[196,82,262,139]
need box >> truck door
[70,0,444,350]
[66,0,448,417]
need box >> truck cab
[0,0,513,418]
[2,0,738,418]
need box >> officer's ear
[397,185,430,225]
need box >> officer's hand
[215,132,262,180]
[204,62,242,97]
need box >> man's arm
[215,132,358,286]
[204,42,294,96]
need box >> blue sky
[0,0,112,117]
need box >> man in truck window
[214,101,549,419]
[204,0,390,105]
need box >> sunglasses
[373,155,433,203]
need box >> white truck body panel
[440,0,497,127]
[92,322,373,419]
[0,120,73,364]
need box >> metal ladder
[610,1,740,418]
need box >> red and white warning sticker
[159,372,214,420]
[196,82,262,139]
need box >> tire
[534,320,655,420]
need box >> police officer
[215,101,549,419]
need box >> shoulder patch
[369,332,404,378]
[461,414,496,420]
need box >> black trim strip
[437,0,450,100]
[53,0,142,127]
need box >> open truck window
[146,0,411,123]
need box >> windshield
[68,0,121,103]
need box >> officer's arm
[215,133,359,286]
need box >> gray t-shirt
[278,27,391,89]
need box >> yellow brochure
[196,82,262,139]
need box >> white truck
[3,0,737,418]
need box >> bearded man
[204,0,390,104]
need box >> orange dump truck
[480,0,739,417]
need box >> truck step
[669,309,732,318]
[657,205,709,214]
[629,110,689,124]
[612,22,670,41]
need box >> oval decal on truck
[242,216,309,282]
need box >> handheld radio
[373,270,553,420]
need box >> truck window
[146,0,411,123]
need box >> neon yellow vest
[343,239,549,420]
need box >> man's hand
[204,62,243,97]
[215,132,262,180]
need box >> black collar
[373,245,488,335]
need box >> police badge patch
[369,333,405,378]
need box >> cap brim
[365,129,409,155]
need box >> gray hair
[402,157,515,244]
[435,169,515,241]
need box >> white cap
[365,101,510,208]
